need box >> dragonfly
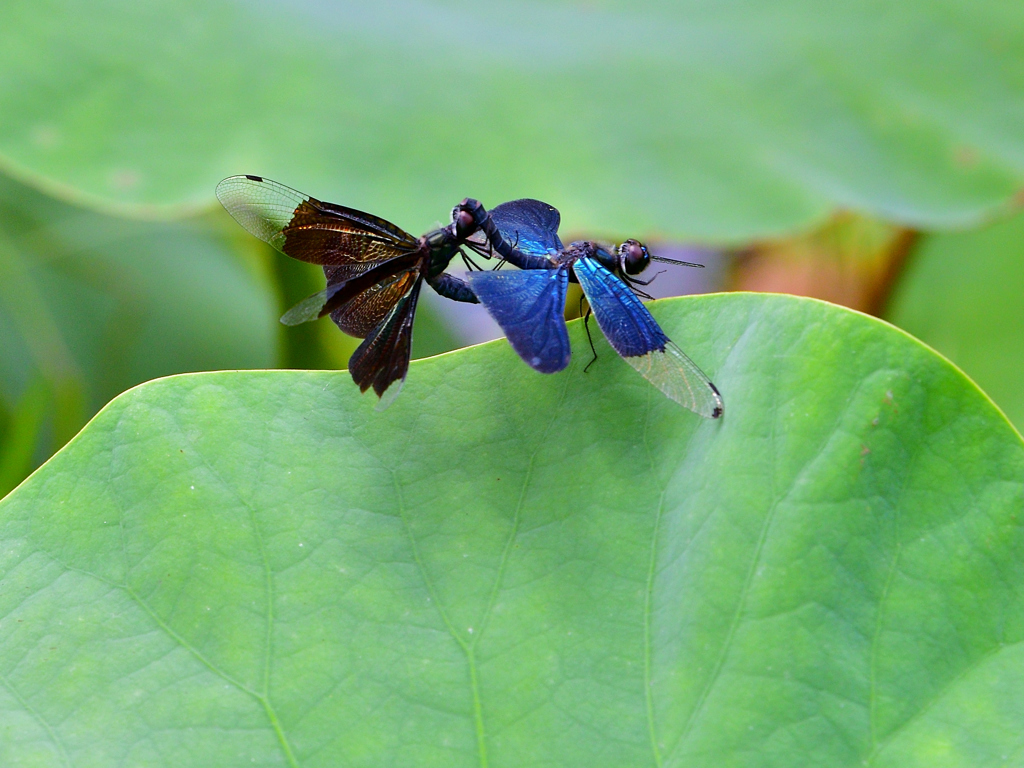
[216,175,516,406]
[466,199,724,418]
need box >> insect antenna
[651,255,705,268]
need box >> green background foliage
[886,211,1024,429]
[0,0,1022,237]
[0,174,278,496]
[3,296,1022,767]
[1,0,1023,765]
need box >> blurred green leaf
[0,1,1021,238]
[885,209,1024,432]
[410,295,464,360]
[0,172,280,481]
[2,293,1022,767]
[266,244,361,371]
[0,377,48,497]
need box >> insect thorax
[563,241,618,273]
[423,228,461,277]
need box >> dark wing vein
[468,268,571,373]
[216,176,420,275]
[574,257,722,418]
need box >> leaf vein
[0,669,73,768]
[168,413,298,768]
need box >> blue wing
[573,258,723,418]
[487,199,564,257]
[467,268,571,374]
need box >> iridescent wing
[467,268,571,373]
[278,251,422,328]
[477,198,564,257]
[216,175,420,284]
[328,267,421,339]
[573,258,723,418]
[279,257,424,403]
[347,276,425,405]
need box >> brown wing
[280,250,424,328]
[329,268,422,338]
[216,175,420,282]
[347,278,424,401]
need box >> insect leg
[624,271,663,286]
[461,200,552,270]
[582,305,599,372]
[460,248,485,272]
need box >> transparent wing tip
[705,381,725,419]
[670,377,724,419]
[625,341,724,419]
[280,289,330,326]
[374,378,405,411]
[215,174,263,204]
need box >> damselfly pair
[217,175,722,418]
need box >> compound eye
[454,208,476,237]
[620,239,649,275]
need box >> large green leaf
[885,210,1024,431]
[1,1,1021,238]
[1,293,1022,767]
[0,172,280,493]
